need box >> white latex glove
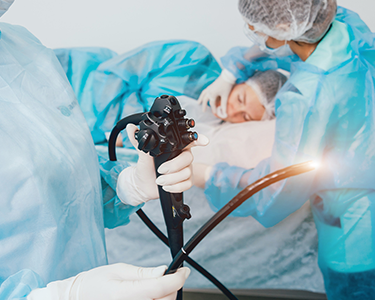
[197,69,236,119]
[117,124,209,206]
[27,263,190,300]
[192,163,213,189]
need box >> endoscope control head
[135,95,197,157]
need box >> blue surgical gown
[206,7,375,299]
[53,41,221,148]
[0,23,140,299]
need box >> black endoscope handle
[154,151,185,300]
[154,151,184,259]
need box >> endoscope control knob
[181,132,198,144]
[136,129,159,153]
[178,118,195,130]
[159,138,168,152]
[175,109,186,117]
[179,204,191,220]
[163,105,172,115]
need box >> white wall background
[1,0,374,61]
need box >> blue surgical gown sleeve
[54,40,221,146]
[97,152,143,229]
[221,45,299,82]
[0,270,45,300]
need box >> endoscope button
[163,105,172,115]
[137,129,158,153]
[181,132,198,143]
[176,109,186,117]
[188,119,195,128]
[170,97,177,105]
[179,205,191,220]
[159,138,167,152]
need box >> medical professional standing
[196,0,375,299]
[0,1,208,299]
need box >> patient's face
[215,83,265,123]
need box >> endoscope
[108,95,316,300]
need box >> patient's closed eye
[238,95,244,104]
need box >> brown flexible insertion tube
[166,160,317,274]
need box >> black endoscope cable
[108,115,238,300]
[165,161,316,274]
[136,210,238,300]
[108,113,144,161]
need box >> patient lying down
[113,70,287,146]
[191,69,287,187]
[212,70,287,123]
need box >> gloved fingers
[126,124,153,161]
[156,166,191,186]
[110,263,168,280]
[162,179,193,193]
[131,267,190,299]
[216,105,228,119]
[157,134,208,174]
[202,96,210,113]
[126,124,139,149]
[157,150,193,174]
[197,89,206,105]
[184,134,209,150]
[208,95,218,115]
[199,92,210,113]
[216,95,229,119]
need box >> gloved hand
[27,263,190,300]
[192,163,213,189]
[197,69,236,119]
[117,124,209,206]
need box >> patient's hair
[246,70,288,119]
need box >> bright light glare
[309,161,320,169]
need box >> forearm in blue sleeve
[0,270,44,300]
[204,160,269,218]
[97,153,143,229]
[204,162,251,217]
[221,46,298,82]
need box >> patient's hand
[192,163,213,189]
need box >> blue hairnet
[245,70,288,120]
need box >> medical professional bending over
[0,2,208,300]
[195,0,375,299]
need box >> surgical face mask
[262,43,294,57]
[0,0,14,18]
[243,24,294,57]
